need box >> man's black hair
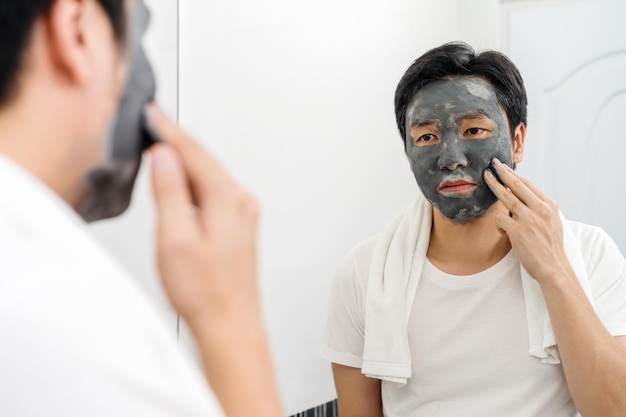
[394,41,528,149]
[0,0,126,107]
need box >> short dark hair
[0,0,126,107]
[394,41,528,148]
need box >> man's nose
[437,138,468,171]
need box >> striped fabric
[289,399,338,417]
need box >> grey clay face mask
[77,0,160,222]
[405,78,513,223]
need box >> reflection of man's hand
[483,158,574,286]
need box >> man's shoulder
[0,214,161,337]
[332,234,381,292]
[565,219,625,276]
[565,219,604,240]
[0,225,216,416]
[346,234,380,264]
[565,219,617,253]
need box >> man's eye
[419,134,437,142]
[412,132,440,146]
[466,127,486,135]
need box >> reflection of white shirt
[0,154,224,417]
[323,221,626,417]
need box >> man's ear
[512,123,526,164]
[45,0,91,85]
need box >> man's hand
[147,105,282,417]
[483,157,573,286]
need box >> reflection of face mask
[405,78,513,223]
[77,0,159,222]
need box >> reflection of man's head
[394,42,528,223]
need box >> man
[322,42,626,416]
[0,1,282,416]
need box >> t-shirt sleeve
[321,246,370,369]
[578,224,626,336]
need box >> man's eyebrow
[410,119,440,129]
[457,111,491,122]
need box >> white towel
[361,195,596,384]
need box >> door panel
[505,0,626,251]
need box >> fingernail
[484,169,494,177]
[151,144,179,172]
[492,157,502,166]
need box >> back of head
[394,41,528,148]
[0,0,126,108]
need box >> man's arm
[148,106,283,417]
[485,158,626,417]
[332,363,383,417]
[539,276,626,417]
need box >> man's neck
[427,202,512,275]
[0,91,83,207]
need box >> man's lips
[438,179,478,196]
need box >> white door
[505,0,626,253]
[462,0,626,252]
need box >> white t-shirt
[323,222,626,417]
[0,155,224,416]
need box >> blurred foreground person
[0,1,282,416]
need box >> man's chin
[429,197,497,224]
[75,159,141,222]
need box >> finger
[150,144,198,237]
[494,211,517,237]
[146,104,236,205]
[491,158,542,210]
[484,168,528,217]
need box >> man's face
[405,77,513,223]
